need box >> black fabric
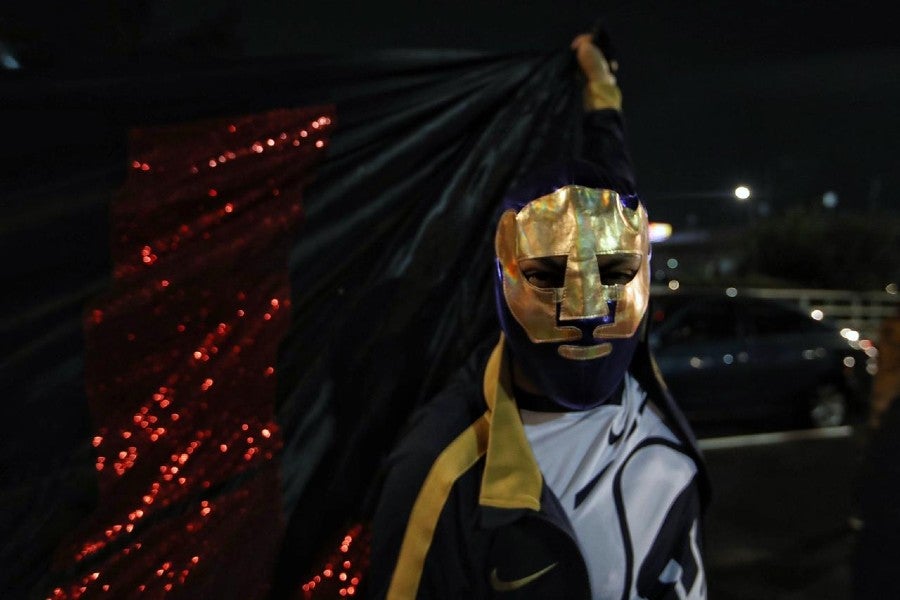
[1,167,114,599]
[271,50,584,593]
[1,48,585,597]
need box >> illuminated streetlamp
[734,185,751,201]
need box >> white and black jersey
[522,374,706,600]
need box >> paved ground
[700,427,865,599]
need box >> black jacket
[367,335,709,599]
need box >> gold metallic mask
[495,185,650,360]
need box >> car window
[741,300,828,336]
[659,298,737,346]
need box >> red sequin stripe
[48,107,334,599]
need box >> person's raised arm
[572,32,637,194]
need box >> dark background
[1,2,898,598]
[3,0,899,229]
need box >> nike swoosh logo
[489,562,558,592]
[608,423,625,445]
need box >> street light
[653,184,756,227]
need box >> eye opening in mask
[596,252,642,286]
[519,252,641,290]
[519,255,567,289]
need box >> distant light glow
[843,356,856,368]
[1,53,21,70]
[725,287,738,297]
[810,309,824,321]
[840,328,860,342]
[668,280,680,291]
[886,283,898,295]
[649,222,673,243]
[734,185,751,201]
[666,258,679,269]
[822,190,839,209]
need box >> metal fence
[746,288,900,342]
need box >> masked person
[367,34,710,600]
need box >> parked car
[649,290,874,431]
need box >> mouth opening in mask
[555,301,616,360]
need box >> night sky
[3,0,898,228]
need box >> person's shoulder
[623,375,700,471]
[623,410,699,498]
[628,334,712,508]
[639,401,683,446]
